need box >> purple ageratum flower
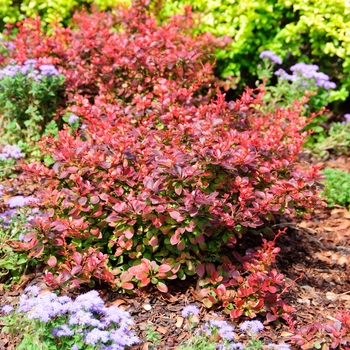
[0,209,17,226]
[344,114,350,123]
[181,304,200,318]
[274,68,299,82]
[68,310,96,327]
[0,64,21,79]
[68,114,79,124]
[19,59,37,75]
[75,290,105,313]
[288,63,336,90]
[7,196,38,208]
[24,285,41,297]
[259,50,283,65]
[18,290,62,322]
[85,328,110,345]
[0,145,24,160]
[240,320,264,334]
[20,65,31,75]
[230,343,244,350]
[290,62,319,78]
[71,345,79,350]
[39,64,60,77]
[2,305,14,314]
[208,319,235,341]
[102,306,134,327]
[55,324,74,337]
[24,59,38,66]
[267,344,291,350]
[322,81,337,90]
[109,328,139,347]
[103,346,125,350]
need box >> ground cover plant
[309,114,350,159]
[321,168,350,208]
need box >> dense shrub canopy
[1,1,323,321]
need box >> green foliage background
[159,0,350,102]
[0,0,128,29]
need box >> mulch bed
[1,156,350,349]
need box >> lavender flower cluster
[6,196,38,208]
[0,59,60,82]
[2,287,139,350]
[275,63,336,90]
[258,50,336,91]
[181,305,291,350]
[0,209,18,227]
[0,144,24,161]
[259,50,283,65]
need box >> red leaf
[90,196,100,204]
[196,264,205,277]
[158,264,171,273]
[230,309,243,319]
[170,231,180,245]
[121,282,134,290]
[266,313,278,322]
[72,252,83,265]
[157,282,168,293]
[71,265,82,275]
[169,210,185,222]
[149,236,158,247]
[47,256,57,267]
[124,228,134,239]
[140,277,151,287]
[120,271,133,282]
[78,197,87,205]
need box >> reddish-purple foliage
[13,88,322,296]
[290,310,350,349]
[197,230,296,321]
[4,0,323,321]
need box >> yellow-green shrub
[159,0,350,102]
[0,0,129,30]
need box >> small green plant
[1,287,139,349]
[145,324,162,347]
[0,59,65,160]
[308,115,350,159]
[321,168,350,208]
[0,205,38,289]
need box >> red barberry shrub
[6,0,323,321]
[14,86,322,295]
[5,0,223,104]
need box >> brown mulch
[1,156,350,349]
